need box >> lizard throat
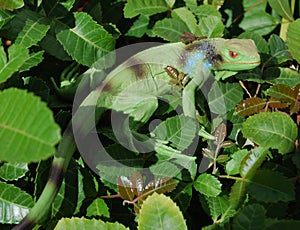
[181,41,223,74]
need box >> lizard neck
[181,40,222,75]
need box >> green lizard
[13,38,260,229]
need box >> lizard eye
[229,51,238,58]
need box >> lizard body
[14,38,260,229]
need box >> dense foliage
[0,0,300,229]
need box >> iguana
[13,38,260,229]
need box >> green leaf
[154,142,197,178]
[248,169,295,202]
[0,88,61,163]
[267,35,292,65]
[0,44,28,84]
[239,0,278,36]
[96,144,145,191]
[124,0,175,18]
[0,181,34,224]
[267,0,293,21]
[232,204,266,230]
[126,15,150,38]
[54,217,129,230]
[112,78,172,123]
[42,0,74,17]
[205,195,236,223]
[194,173,222,197]
[153,18,191,42]
[152,115,197,151]
[0,0,24,10]
[229,180,247,209]
[172,7,197,33]
[0,8,14,29]
[264,67,300,87]
[86,198,110,218]
[266,219,300,230]
[242,112,297,154]
[240,147,269,178]
[19,51,44,72]
[208,82,243,115]
[196,15,224,38]
[225,149,249,175]
[138,193,187,230]
[192,4,222,20]
[0,163,28,181]
[235,97,266,117]
[52,160,88,218]
[56,12,115,67]
[287,19,300,63]
[15,18,50,48]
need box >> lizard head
[213,38,260,71]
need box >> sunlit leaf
[55,217,129,230]
[86,198,110,218]
[287,19,300,63]
[0,0,24,10]
[240,147,269,178]
[56,12,115,67]
[242,112,297,154]
[0,8,14,29]
[0,44,28,84]
[138,193,187,230]
[0,88,61,163]
[126,15,150,38]
[194,173,222,197]
[0,181,34,224]
[267,0,293,21]
[124,0,175,18]
[225,149,249,175]
[0,163,28,181]
[15,18,50,48]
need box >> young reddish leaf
[268,98,290,109]
[267,84,297,103]
[214,123,227,145]
[235,97,266,116]
[143,177,178,197]
[117,176,135,201]
[221,140,234,148]
[130,171,144,197]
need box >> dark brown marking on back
[100,81,112,92]
[124,57,146,79]
[12,218,36,230]
[49,163,65,189]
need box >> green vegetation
[0,0,300,229]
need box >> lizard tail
[12,126,76,230]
